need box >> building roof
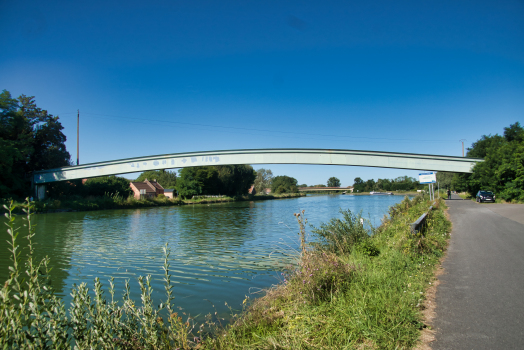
[149,181,164,190]
[130,182,156,193]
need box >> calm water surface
[0,194,410,322]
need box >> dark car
[476,190,495,203]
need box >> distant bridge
[299,187,352,192]
[33,148,482,187]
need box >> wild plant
[311,208,370,254]
[1,199,197,349]
[294,210,307,253]
[1,199,69,349]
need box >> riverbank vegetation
[175,165,256,199]
[2,194,450,348]
[271,175,299,194]
[208,195,450,349]
[2,191,306,214]
[353,175,424,193]
[440,122,524,203]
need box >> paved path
[432,195,524,349]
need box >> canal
[0,194,411,323]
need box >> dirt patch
[414,263,445,350]
[414,205,452,350]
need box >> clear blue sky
[1,0,523,187]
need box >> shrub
[311,208,370,254]
[0,200,196,349]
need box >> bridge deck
[33,148,482,184]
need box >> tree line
[352,176,423,193]
[442,122,524,202]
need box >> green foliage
[136,170,177,189]
[453,122,524,201]
[1,200,195,349]
[355,239,380,257]
[212,196,451,349]
[354,175,422,192]
[1,196,451,349]
[311,209,370,254]
[436,171,455,190]
[0,90,71,199]
[254,168,273,194]
[216,164,256,197]
[83,176,133,198]
[327,176,341,187]
[33,194,183,212]
[271,175,298,194]
[175,169,205,199]
[176,165,255,199]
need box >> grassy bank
[351,190,422,196]
[207,195,451,349]
[2,192,306,214]
[1,195,450,349]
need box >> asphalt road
[432,195,524,349]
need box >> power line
[72,111,455,144]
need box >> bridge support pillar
[36,184,46,201]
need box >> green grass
[1,195,451,349]
[1,192,306,214]
[205,195,451,349]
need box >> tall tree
[436,172,455,190]
[216,165,256,197]
[175,165,255,198]
[271,175,298,194]
[0,90,71,199]
[353,177,365,192]
[136,170,177,189]
[83,176,132,197]
[254,168,273,193]
[503,122,524,143]
[453,122,524,201]
[327,177,341,187]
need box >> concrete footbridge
[33,148,482,186]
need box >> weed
[1,195,451,349]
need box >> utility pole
[77,110,79,165]
[459,139,466,157]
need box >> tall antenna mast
[459,139,466,157]
[77,109,79,165]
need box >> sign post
[419,172,437,200]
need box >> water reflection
[0,194,410,323]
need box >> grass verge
[1,195,450,349]
[205,195,451,349]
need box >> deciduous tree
[83,176,132,198]
[271,175,298,194]
[453,122,524,201]
[327,177,341,187]
[254,168,273,193]
[136,170,177,189]
[0,90,71,199]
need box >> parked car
[476,190,495,203]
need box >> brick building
[129,179,164,199]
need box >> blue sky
[1,0,523,187]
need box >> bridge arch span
[33,148,482,184]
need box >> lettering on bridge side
[128,156,220,169]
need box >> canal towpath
[431,195,524,349]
